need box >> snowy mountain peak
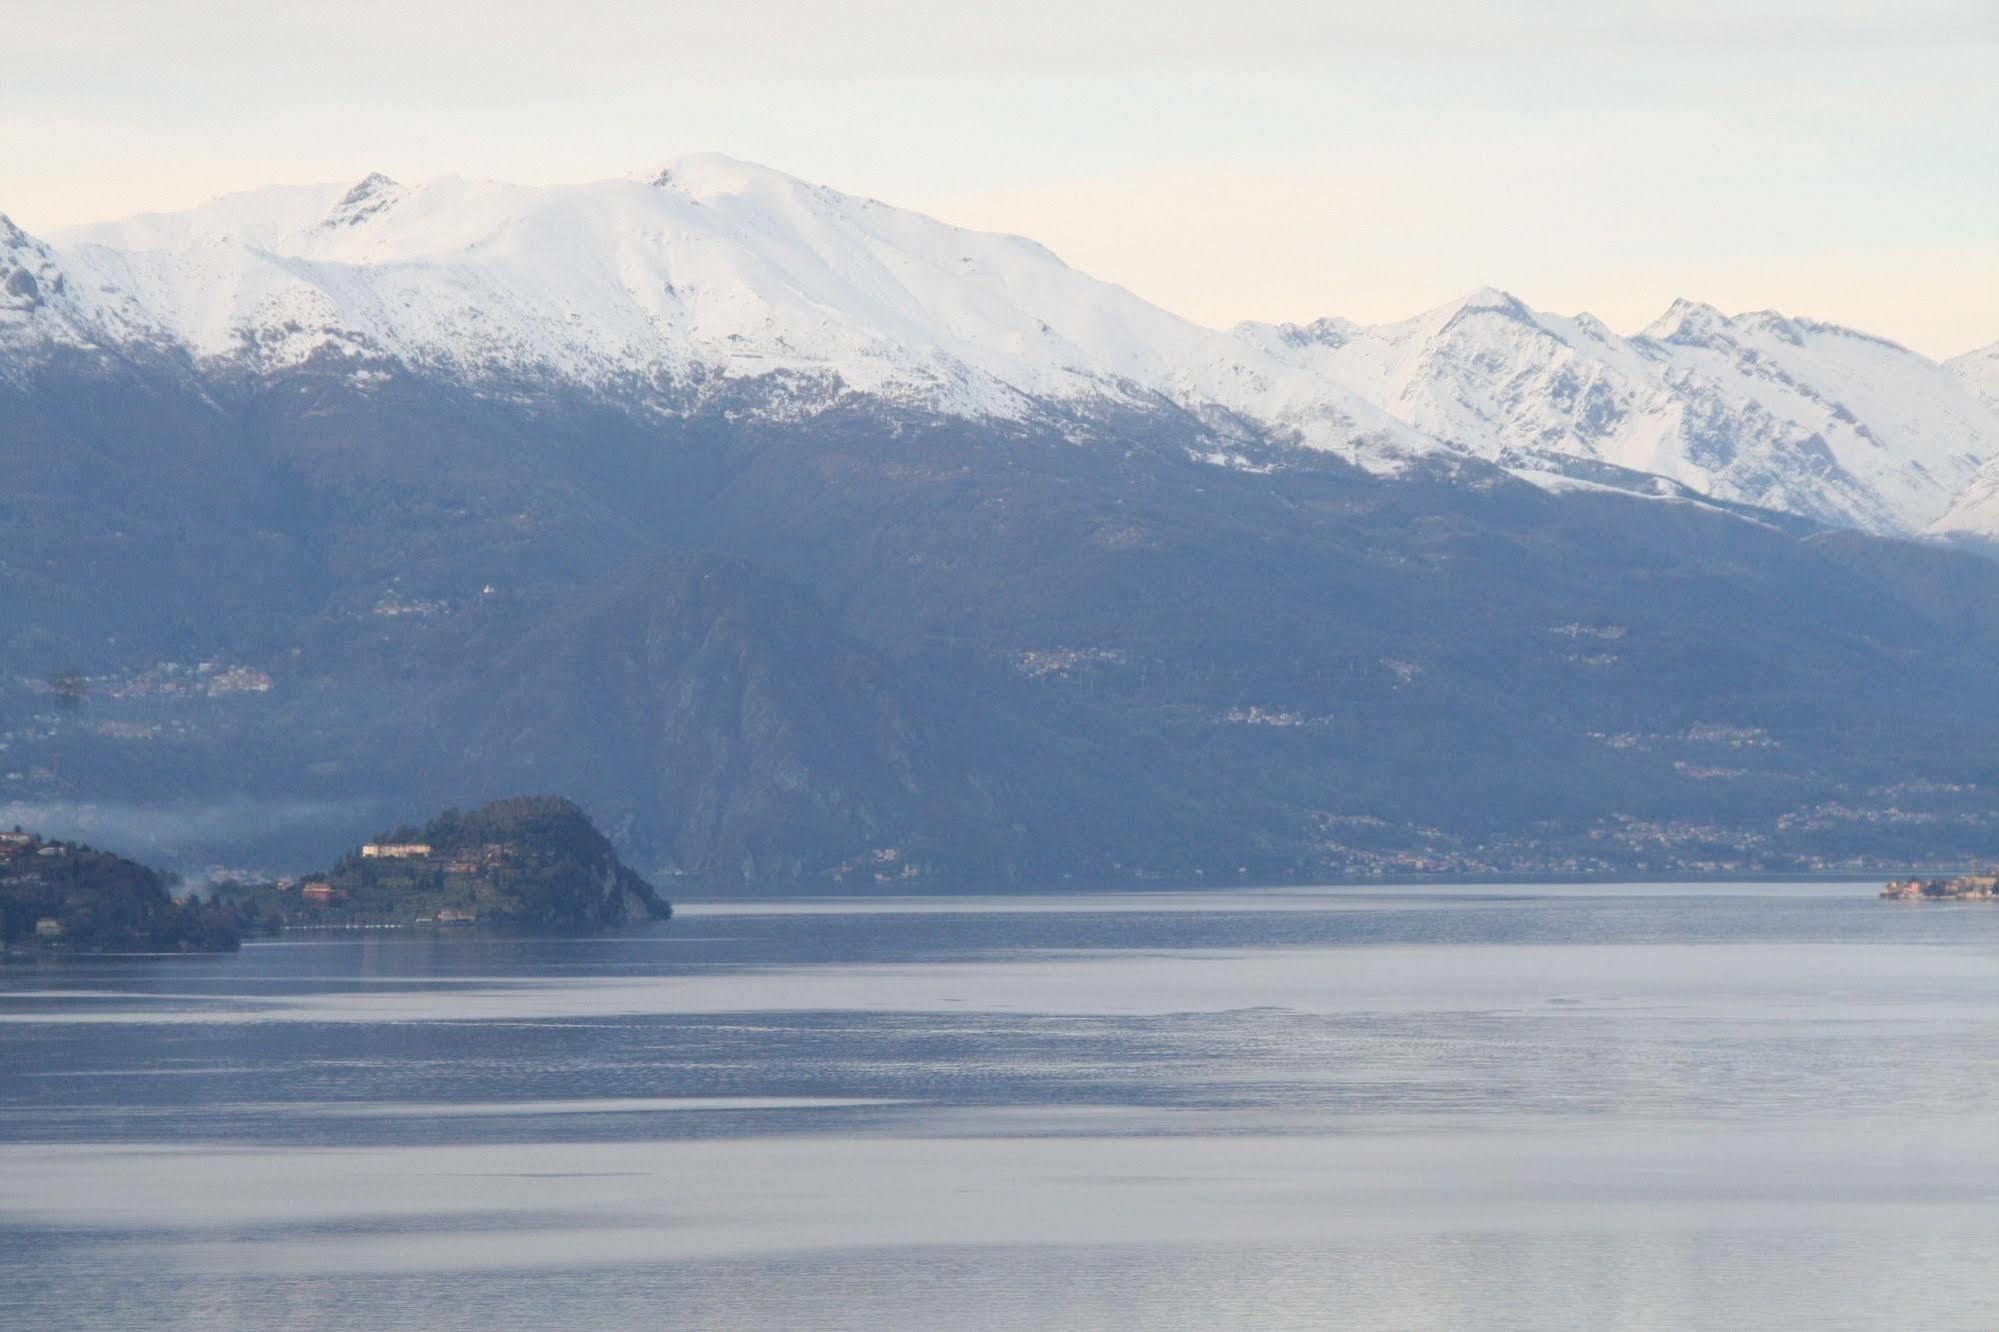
[340,171,400,200]
[1233,315,1360,354]
[17,159,1434,467]
[1640,297,1727,343]
[1352,287,1544,345]
[1569,311,1617,342]
[321,172,404,229]
[639,153,871,217]
[1245,287,1999,535]
[0,212,132,368]
[1948,340,1999,409]
[1637,300,1907,357]
[7,160,1995,540]
[323,171,401,215]
[0,220,54,312]
[1435,285,1533,323]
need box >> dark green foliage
[0,836,239,953]
[215,797,669,929]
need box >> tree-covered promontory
[216,796,671,931]
[0,832,240,953]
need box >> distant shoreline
[660,872,1912,904]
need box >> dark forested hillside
[213,796,669,929]
[0,832,238,952]
[8,355,1999,888]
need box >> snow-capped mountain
[6,155,1426,467]
[1952,340,1999,409]
[1931,460,1999,540]
[0,214,149,368]
[1239,291,1999,537]
[1933,343,1999,540]
[15,159,1999,885]
[6,155,1996,538]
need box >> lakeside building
[1882,873,1999,900]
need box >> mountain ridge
[16,158,1431,471]
[10,158,1994,535]
[1240,288,1999,537]
[10,307,1999,886]
[8,159,1999,888]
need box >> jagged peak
[339,172,400,204]
[1570,311,1617,342]
[1738,308,1811,347]
[321,172,405,229]
[1639,297,1727,343]
[1413,286,1542,338]
[1643,298,1914,356]
[1787,314,1913,355]
[1235,315,1361,352]
[1443,286,1531,318]
[1462,284,1526,309]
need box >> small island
[1882,872,1999,901]
[1,831,241,954]
[212,795,671,932]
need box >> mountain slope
[13,359,1999,886]
[17,161,1996,535]
[1952,340,1999,409]
[1924,343,1999,542]
[1930,456,1999,542]
[1240,292,1999,535]
[37,157,1428,468]
[1645,303,1995,535]
[403,550,1235,887]
[0,215,153,374]
[8,160,1999,887]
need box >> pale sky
[3,0,1995,357]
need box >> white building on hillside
[361,843,433,859]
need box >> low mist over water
[7,883,1999,1328]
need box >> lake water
[5,881,1999,1329]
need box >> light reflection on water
[5,882,1999,1329]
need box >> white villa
[360,842,434,859]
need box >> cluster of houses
[1881,872,1999,900]
[0,831,63,861]
[360,842,433,859]
[2,832,75,941]
[274,839,519,924]
[358,841,515,875]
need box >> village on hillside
[280,837,511,924]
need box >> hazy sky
[4,0,1995,356]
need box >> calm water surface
[5,882,1999,1329]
